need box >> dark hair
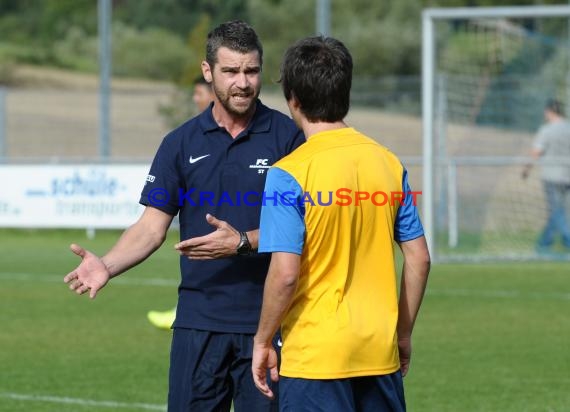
[281,36,352,122]
[545,98,564,116]
[206,20,263,68]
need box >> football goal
[422,5,570,261]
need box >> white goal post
[422,5,570,261]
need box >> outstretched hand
[174,214,240,259]
[63,243,110,299]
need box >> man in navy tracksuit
[64,20,304,412]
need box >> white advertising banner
[0,164,149,228]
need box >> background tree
[0,0,566,82]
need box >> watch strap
[236,231,253,255]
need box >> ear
[288,93,301,110]
[201,61,212,83]
[286,94,302,124]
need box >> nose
[235,72,249,89]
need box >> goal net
[423,6,570,261]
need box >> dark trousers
[168,328,280,412]
[279,371,406,412]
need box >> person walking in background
[146,75,214,331]
[522,98,570,252]
[251,35,430,411]
[64,20,304,412]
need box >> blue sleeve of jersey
[258,167,305,255]
[394,168,424,242]
[139,136,182,216]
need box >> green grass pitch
[0,229,569,411]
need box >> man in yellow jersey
[252,36,430,411]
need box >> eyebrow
[219,65,261,73]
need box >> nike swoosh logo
[189,154,210,164]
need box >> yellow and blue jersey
[258,127,423,379]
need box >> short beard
[213,84,259,118]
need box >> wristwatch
[236,231,253,256]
